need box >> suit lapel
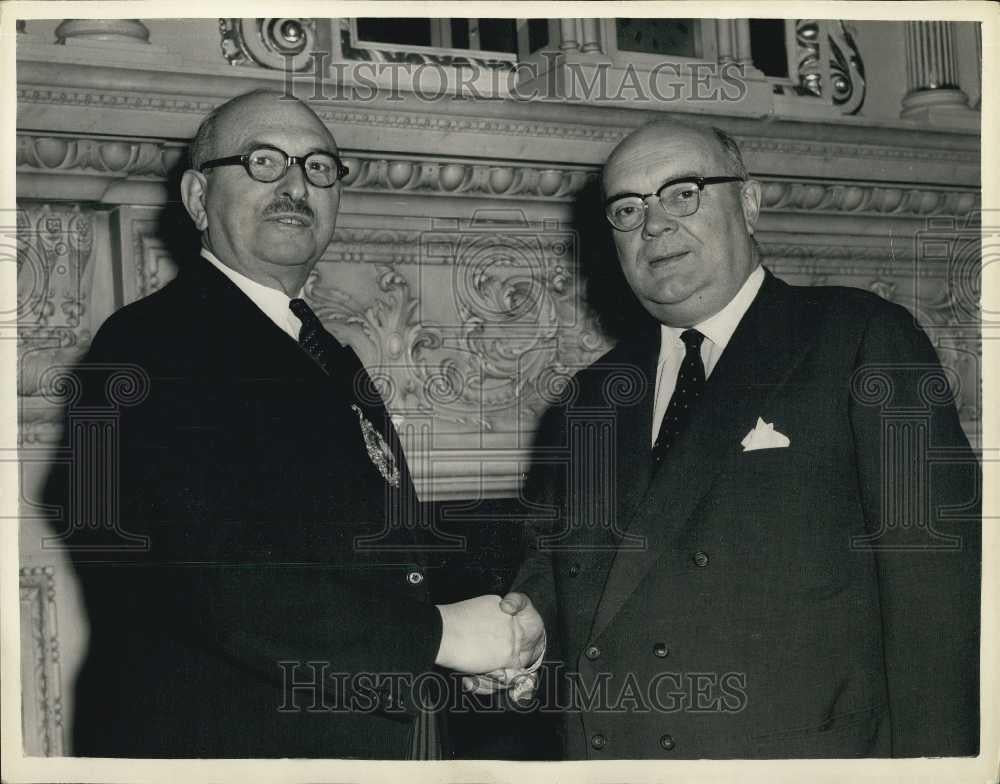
[609,331,660,543]
[183,257,351,386]
[589,271,818,640]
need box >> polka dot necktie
[289,298,334,374]
[652,329,706,463]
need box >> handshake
[434,593,545,698]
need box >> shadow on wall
[156,151,204,274]
[569,178,656,344]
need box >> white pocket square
[741,417,790,452]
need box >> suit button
[659,733,675,751]
[692,551,710,567]
[406,570,424,585]
[591,733,607,750]
[585,645,601,660]
[568,563,581,577]
[653,643,669,658]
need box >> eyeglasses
[604,176,744,232]
[199,145,350,188]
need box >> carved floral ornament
[303,236,597,428]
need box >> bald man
[511,120,980,758]
[65,90,542,759]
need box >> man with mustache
[509,119,980,758]
[66,89,543,758]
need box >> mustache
[262,198,314,220]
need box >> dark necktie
[289,297,335,374]
[652,329,706,463]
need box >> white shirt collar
[659,264,766,359]
[201,248,303,341]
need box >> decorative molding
[17,134,186,178]
[16,85,979,167]
[16,134,979,215]
[759,243,914,264]
[325,228,424,264]
[17,87,220,117]
[19,566,65,756]
[759,180,978,217]
[324,226,579,266]
[55,18,150,45]
[318,105,629,145]
[340,157,596,200]
[737,136,977,166]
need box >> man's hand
[435,593,546,676]
[500,592,545,667]
[461,592,546,697]
[434,594,521,674]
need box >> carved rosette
[219,18,317,71]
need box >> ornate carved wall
[15,17,981,755]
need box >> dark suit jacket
[61,258,444,758]
[514,270,980,759]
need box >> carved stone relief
[17,205,97,403]
[15,197,981,463]
[19,567,65,757]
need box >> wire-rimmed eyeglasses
[199,145,350,188]
[604,176,744,232]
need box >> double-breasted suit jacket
[514,270,980,759]
[63,258,443,758]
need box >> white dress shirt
[201,249,304,341]
[651,265,766,444]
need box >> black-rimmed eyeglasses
[199,145,350,188]
[604,176,744,231]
